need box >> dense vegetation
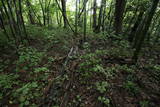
[0,0,160,106]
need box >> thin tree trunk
[90,0,92,30]
[83,0,87,41]
[13,0,23,41]
[56,11,61,26]
[55,0,75,32]
[132,0,159,62]
[125,5,139,34]
[96,0,106,33]
[19,0,29,42]
[26,0,35,24]
[128,11,144,42]
[39,0,46,26]
[102,0,107,32]
[6,0,20,37]
[30,3,42,25]
[1,0,17,42]
[147,13,160,42]
[75,0,78,35]
[0,10,10,40]
[92,0,97,32]
[61,0,67,28]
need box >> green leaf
[24,101,30,105]
[19,96,25,102]
[32,82,38,88]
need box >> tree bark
[128,11,144,42]
[0,9,10,40]
[83,0,87,41]
[132,0,159,62]
[75,0,78,35]
[26,0,35,24]
[96,0,106,33]
[61,0,67,28]
[92,0,97,32]
[19,0,29,41]
[114,0,126,35]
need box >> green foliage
[126,74,137,82]
[12,82,41,106]
[104,66,117,78]
[34,67,49,73]
[104,65,135,78]
[118,40,130,48]
[145,64,160,81]
[33,67,50,81]
[0,63,5,72]
[139,100,149,107]
[82,42,91,50]
[80,53,101,69]
[98,96,110,106]
[26,25,55,38]
[0,74,19,100]
[48,57,55,64]
[76,95,82,102]
[16,46,44,72]
[0,1,159,105]
[71,95,82,106]
[152,65,160,71]
[0,31,8,45]
[78,53,103,82]
[95,81,109,93]
[123,81,139,95]
[92,65,105,73]
[117,65,135,73]
[96,47,131,58]
[95,50,108,56]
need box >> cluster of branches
[0,0,29,46]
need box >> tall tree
[39,0,46,26]
[96,0,106,33]
[132,0,160,62]
[128,10,144,42]
[26,0,35,24]
[75,0,78,35]
[61,0,67,28]
[92,0,97,32]
[114,0,126,35]
[0,9,9,40]
[19,0,28,41]
[83,0,87,41]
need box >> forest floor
[0,26,160,107]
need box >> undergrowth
[0,26,159,107]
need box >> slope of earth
[0,26,160,107]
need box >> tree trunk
[114,0,126,35]
[1,0,17,44]
[125,5,139,34]
[39,0,46,26]
[61,0,67,28]
[19,0,29,41]
[0,9,10,40]
[128,11,144,42]
[132,0,159,62]
[75,0,78,35]
[26,0,35,24]
[83,0,87,42]
[96,0,106,33]
[147,13,160,42]
[92,0,97,32]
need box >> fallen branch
[41,46,78,107]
